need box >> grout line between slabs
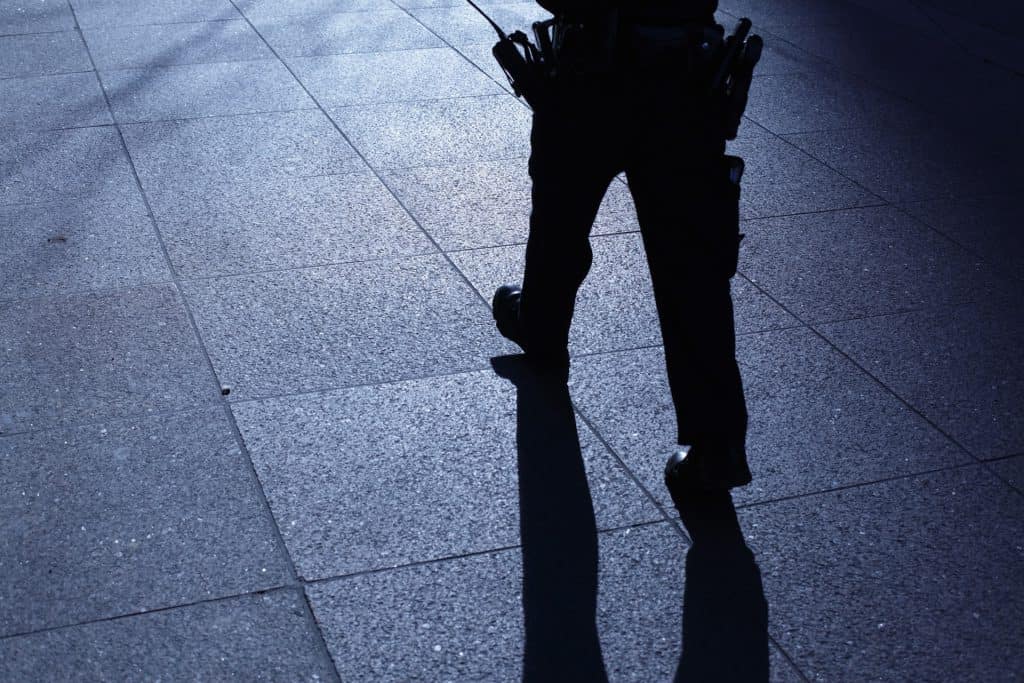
[63,3,341,680]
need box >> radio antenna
[464,0,508,39]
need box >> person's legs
[626,140,750,489]
[496,100,619,367]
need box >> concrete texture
[3,0,1021,680]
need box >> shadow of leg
[492,355,608,683]
[674,493,769,683]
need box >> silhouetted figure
[674,492,769,682]
[492,1,758,493]
[492,355,608,682]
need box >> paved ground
[2,0,1023,680]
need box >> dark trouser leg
[626,156,749,452]
[519,111,618,364]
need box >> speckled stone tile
[0,0,76,34]
[70,0,242,27]
[329,95,531,169]
[0,126,141,210]
[183,254,511,401]
[383,159,638,251]
[456,40,515,94]
[569,328,968,507]
[0,284,219,434]
[782,127,1022,203]
[0,72,111,130]
[818,301,1024,460]
[82,21,272,70]
[741,467,1024,681]
[236,0,394,22]
[452,233,798,356]
[746,69,936,135]
[148,172,434,278]
[0,590,332,681]
[120,110,366,193]
[740,205,997,323]
[252,9,443,57]
[307,523,696,682]
[101,60,313,123]
[728,125,882,219]
[901,193,1024,280]
[0,409,289,636]
[233,370,659,578]
[988,455,1024,494]
[408,3,552,47]
[0,31,90,78]
[289,48,503,107]
[0,195,169,300]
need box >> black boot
[492,284,570,379]
[492,284,526,351]
[665,441,752,501]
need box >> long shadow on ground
[493,354,770,682]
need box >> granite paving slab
[740,205,997,323]
[148,172,434,278]
[70,0,242,28]
[901,193,1024,281]
[0,31,90,79]
[988,455,1024,494]
[0,284,219,434]
[783,122,1022,204]
[746,68,935,135]
[383,159,639,251]
[0,0,76,35]
[120,110,366,193]
[818,301,1024,460]
[717,0,871,31]
[183,254,511,401]
[741,466,1024,681]
[0,409,290,636]
[307,524,692,682]
[452,233,799,355]
[310,520,798,680]
[289,48,503,107]
[456,40,514,93]
[101,59,314,123]
[728,125,881,219]
[0,71,111,130]
[0,195,169,300]
[82,20,273,70]
[569,329,968,508]
[0,126,140,206]
[408,3,552,47]
[329,95,532,169]
[235,0,396,22]
[0,590,333,681]
[252,9,443,57]
[233,370,659,578]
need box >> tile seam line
[723,460,986,513]
[384,0,534,113]
[735,249,1000,477]
[0,584,297,643]
[746,118,1021,270]
[302,518,672,587]
[0,68,93,81]
[0,517,666,643]
[219,325,811,407]
[88,41,485,75]
[62,4,338,679]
